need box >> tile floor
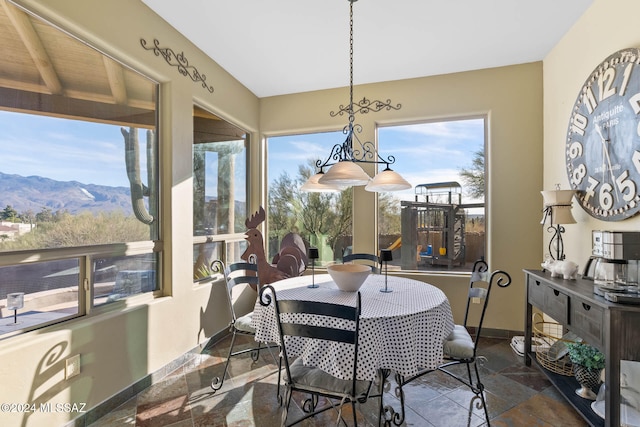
[88,335,590,426]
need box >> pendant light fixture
[301,0,411,193]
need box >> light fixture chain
[330,0,401,119]
[349,0,354,125]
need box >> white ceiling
[141,0,593,98]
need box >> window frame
[376,116,487,274]
[0,3,162,338]
[192,104,251,281]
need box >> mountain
[0,172,136,215]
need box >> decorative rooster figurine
[242,207,302,288]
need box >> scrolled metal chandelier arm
[350,129,395,166]
[315,123,397,170]
[314,137,352,171]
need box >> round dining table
[252,273,455,382]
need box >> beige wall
[0,0,550,425]
[543,0,640,265]
[261,63,544,331]
[0,1,260,426]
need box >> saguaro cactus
[121,127,155,225]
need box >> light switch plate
[65,354,81,379]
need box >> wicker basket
[533,313,574,376]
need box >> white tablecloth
[252,274,454,382]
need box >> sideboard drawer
[527,276,545,307]
[543,286,569,324]
[570,296,604,348]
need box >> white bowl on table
[327,264,371,292]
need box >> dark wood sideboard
[524,269,640,427]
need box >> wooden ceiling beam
[0,86,155,128]
[102,56,128,105]
[0,77,155,110]
[1,0,63,95]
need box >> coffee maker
[584,231,640,302]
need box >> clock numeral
[571,164,587,186]
[600,183,614,210]
[570,113,588,136]
[585,171,636,209]
[620,63,634,96]
[583,86,598,114]
[584,176,598,203]
[616,170,636,202]
[598,67,617,102]
[567,141,583,159]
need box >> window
[0,3,159,338]
[93,251,158,306]
[192,106,249,280]
[377,118,486,273]
[0,259,79,335]
[267,131,353,265]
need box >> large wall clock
[566,48,640,221]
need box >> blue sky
[0,110,144,188]
[268,118,485,203]
[1,109,484,206]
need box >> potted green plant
[566,342,605,400]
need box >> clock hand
[595,123,607,182]
[595,123,619,203]
[595,122,607,142]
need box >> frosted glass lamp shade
[301,172,341,192]
[318,161,371,187]
[365,168,412,192]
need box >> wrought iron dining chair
[209,259,276,393]
[398,259,511,426]
[343,252,381,274]
[261,284,372,427]
[436,260,511,425]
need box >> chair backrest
[263,284,362,392]
[462,259,511,350]
[343,253,381,274]
[211,260,259,323]
[462,258,488,327]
